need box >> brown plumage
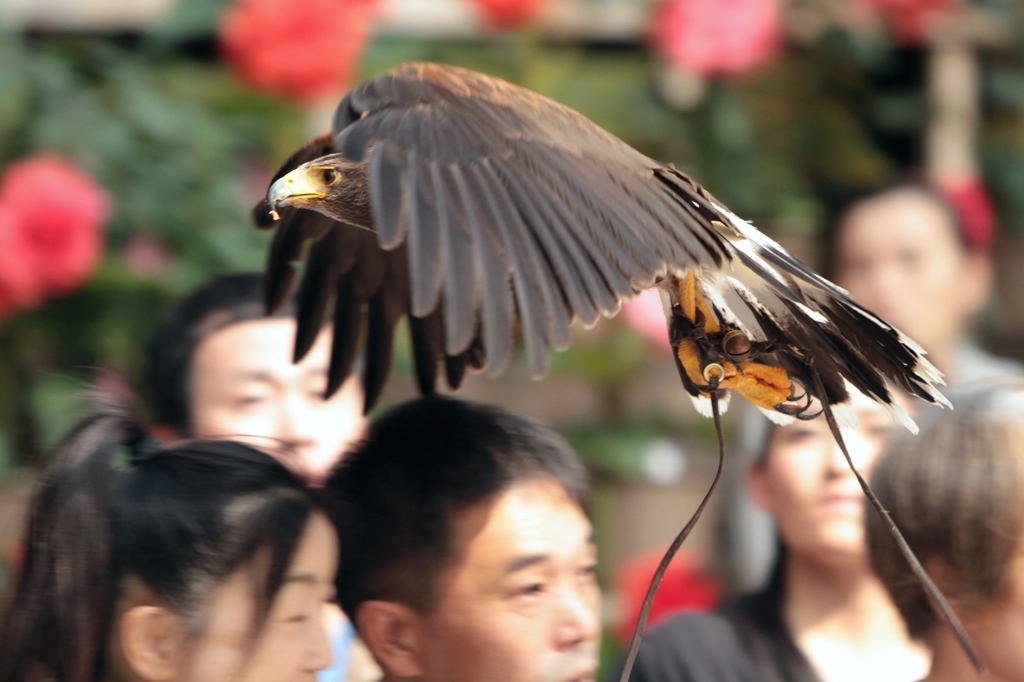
[255,61,987,675]
[255,61,947,427]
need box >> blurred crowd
[3,172,1024,682]
[5,1,1024,681]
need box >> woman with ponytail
[0,400,338,682]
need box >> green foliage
[0,29,299,466]
[4,6,1024,469]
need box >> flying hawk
[255,61,948,427]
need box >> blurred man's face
[188,318,366,484]
[834,189,989,373]
[410,478,600,682]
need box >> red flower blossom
[622,289,672,353]
[0,206,40,318]
[613,550,721,644]
[859,0,955,45]
[221,0,379,104]
[471,0,547,29]
[650,0,782,77]
[0,154,108,318]
[938,177,996,252]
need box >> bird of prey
[256,62,981,674]
[256,61,947,427]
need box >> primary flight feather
[255,61,948,424]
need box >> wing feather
[341,63,732,390]
[499,167,602,328]
[434,163,478,355]
[362,295,396,412]
[449,165,514,374]
[547,158,675,275]
[444,352,468,390]
[264,217,306,315]
[406,152,445,318]
[361,249,409,412]
[504,154,639,302]
[367,142,408,249]
[259,61,945,418]
[292,228,342,362]
[326,272,363,397]
[408,306,444,395]
[469,161,553,376]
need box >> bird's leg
[717,363,793,411]
[778,377,821,419]
[673,272,798,414]
[678,271,720,334]
[673,273,727,385]
[675,336,722,388]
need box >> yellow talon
[719,362,793,411]
[676,338,793,412]
[678,272,720,333]
[675,273,794,413]
[677,338,711,387]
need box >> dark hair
[325,397,588,620]
[144,273,295,434]
[867,384,1024,637]
[0,399,325,682]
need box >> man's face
[415,478,600,682]
[188,318,366,484]
[833,189,988,368]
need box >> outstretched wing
[334,62,741,374]
[258,61,944,418]
[259,62,734,406]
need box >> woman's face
[749,396,899,567]
[184,511,339,682]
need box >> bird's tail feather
[705,202,948,428]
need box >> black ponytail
[0,399,321,682]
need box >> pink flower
[859,0,955,45]
[220,0,379,104]
[0,154,108,319]
[650,0,782,77]
[622,289,672,353]
[94,367,135,402]
[122,234,172,277]
[471,0,547,29]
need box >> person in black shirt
[621,393,928,682]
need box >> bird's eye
[322,169,337,184]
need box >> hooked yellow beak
[267,167,328,211]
